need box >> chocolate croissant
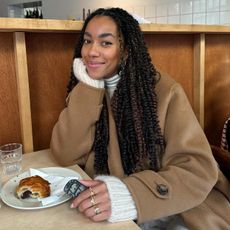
[16,175,50,199]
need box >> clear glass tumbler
[0,143,22,175]
[0,163,2,207]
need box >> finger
[71,180,109,210]
[71,187,100,209]
[78,191,111,213]
[91,210,111,222]
[89,181,108,195]
[79,180,102,187]
[71,187,92,208]
[77,196,94,213]
[84,202,111,219]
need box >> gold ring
[89,187,95,196]
[94,206,101,215]
[90,195,96,206]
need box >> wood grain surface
[0,32,21,146]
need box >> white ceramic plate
[1,167,81,210]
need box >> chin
[88,73,104,80]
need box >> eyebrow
[84,31,116,39]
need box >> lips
[86,61,104,68]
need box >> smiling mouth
[87,62,104,67]
[85,58,105,65]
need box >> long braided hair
[67,8,165,175]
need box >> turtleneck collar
[104,74,120,88]
[104,74,120,98]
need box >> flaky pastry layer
[16,175,50,199]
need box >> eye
[83,39,91,45]
[101,41,112,46]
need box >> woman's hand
[70,180,111,221]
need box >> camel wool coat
[50,74,230,229]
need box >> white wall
[0,0,154,18]
[0,0,230,25]
[0,0,165,19]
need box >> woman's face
[81,15,123,80]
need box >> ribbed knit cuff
[95,175,137,223]
[73,58,104,88]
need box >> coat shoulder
[154,71,186,105]
[155,71,180,95]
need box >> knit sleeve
[73,58,104,88]
[95,175,137,222]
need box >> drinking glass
[0,143,22,175]
[0,163,2,208]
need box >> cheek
[81,48,86,59]
[108,50,121,66]
[108,61,120,76]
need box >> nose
[88,43,100,57]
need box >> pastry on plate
[16,175,50,199]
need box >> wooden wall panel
[205,35,230,146]
[26,33,79,150]
[14,32,34,153]
[0,33,21,146]
[193,34,205,128]
[145,34,194,107]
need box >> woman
[50,7,230,229]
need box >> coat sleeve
[122,83,219,224]
[50,82,105,167]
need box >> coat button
[156,184,168,196]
